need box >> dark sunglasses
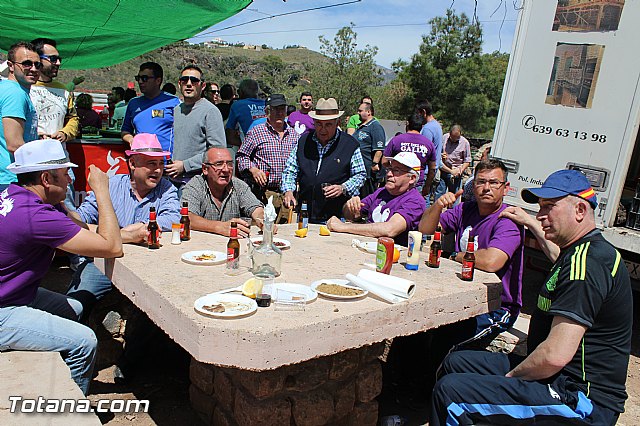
[11,60,43,70]
[209,89,219,94]
[134,75,155,82]
[179,76,202,84]
[40,54,62,64]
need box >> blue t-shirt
[421,119,443,168]
[226,98,266,135]
[121,92,180,154]
[0,80,38,184]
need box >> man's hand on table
[121,222,152,244]
[164,160,185,178]
[225,218,251,238]
[326,216,345,232]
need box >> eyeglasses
[209,90,220,94]
[179,76,202,84]
[204,160,234,170]
[134,75,155,82]
[474,179,506,189]
[11,60,43,70]
[40,54,62,64]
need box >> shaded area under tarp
[0,0,251,69]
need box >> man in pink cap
[326,152,425,246]
[67,133,180,315]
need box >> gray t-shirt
[173,98,225,174]
[353,118,386,171]
[181,175,262,222]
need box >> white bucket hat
[7,139,78,174]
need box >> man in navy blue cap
[430,169,632,426]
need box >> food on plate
[252,240,288,247]
[195,253,216,261]
[202,301,251,313]
[319,225,330,236]
[393,248,400,263]
[316,283,364,297]
[294,228,308,238]
[202,303,226,313]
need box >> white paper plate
[311,279,369,300]
[357,241,406,254]
[194,293,257,318]
[264,283,317,303]
[181,250,226,265]
[250,237,291,250]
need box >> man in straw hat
[431,169,631,425]
[326,152,425,246]
[281,97,367,223]
[67,133,180,316]
[0,139,122,395]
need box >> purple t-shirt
[287,110,315,136]
[384,133,436,188]
[439,201,525,314]
[0,185,81,306]
[361,187,426,246]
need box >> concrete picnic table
[96,224,501,426]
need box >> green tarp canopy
[0,0,252,69]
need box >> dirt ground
[40,253,640,425]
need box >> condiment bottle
[226,222,240,269]
[171,223,181,245]
[147,207,160,249]
[376,237,395,274]
[298,202,309,229]
[180,201,190,241]
[461,236,476,281]
[405,231,421,270]
[428,227,442,268]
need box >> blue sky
[190,0,522,68]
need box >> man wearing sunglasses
[168,65,225,191]
[326,152,425,246]
[121,62,180,154]
[29,38,79,144]
[0,41,40,190]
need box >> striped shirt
[280,130,367,197]
[181,175,262,222]
[77,174,180,232]
[236,120,299,190]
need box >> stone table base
[189,343,384,426]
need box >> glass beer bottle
[428,227,442,268]
[227,222,240,269]
[461,236,476,281]
[180,201,190,241]
[147,207,161,249]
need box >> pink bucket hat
[125,133,171,157]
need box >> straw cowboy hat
[308,98,344,120]
[125,133,171,157]
[7,139,77,174]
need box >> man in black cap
[236,94,299,221]
[430,169,632,426]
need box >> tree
[396,9,508,137]
[309,25,381,114]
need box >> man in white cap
[326,152,425,246]
[67,133,180,315]
[0,139,122,395]
[281,97,367,223]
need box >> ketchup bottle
[376,237,395,274]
